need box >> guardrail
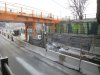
[0,1,60,20]
[1,57,14,75]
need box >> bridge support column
[52,23,56,33]
[32,22,36,39]
[25,23,28,41]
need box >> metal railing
[0,1,59,20]
[0,57,14,75]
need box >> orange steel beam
[0,1,61,24]
[25,23,28,41]
[25,22,33,41]
[0,12,59,23]
[52,23,56,33]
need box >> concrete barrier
[46,50,59,61]
[63,54,80,70]
[46,50,100,74]
[46,50,80,70]
[81,60,100,75]
[25,44,46,57]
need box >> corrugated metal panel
[68,23,72,33]
[83,23,88,34]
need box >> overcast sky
[1,0,97,19]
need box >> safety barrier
[46,50,59,61]
[46,50,80,70]
[46,50,100,75]
[81,60,100,75]
[0,57,14,75]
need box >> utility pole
[79,37,83,71]
[97,0,100,24]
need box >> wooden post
[79,38,83,71]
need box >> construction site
[0,0,100,75]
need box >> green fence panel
[72,23,79,34]
[97,25,100,35]
[83,23,88,34]
[63,24,67,33]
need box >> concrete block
[63,54,80,70]
[81,60,100,75]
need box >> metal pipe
[21,7,23,15]
[1,57,14,75]
[32,10,34,17]
[5,2,7,12]
[4,64,14,75]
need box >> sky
[0,0,97,19]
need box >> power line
[50,0,68,10]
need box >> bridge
[0,1,60,40]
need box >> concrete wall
[46,50,100,75]
[46,50,80,70]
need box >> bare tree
[69,0,88,20]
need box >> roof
[71,18,97,23]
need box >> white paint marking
[16,57,44,75]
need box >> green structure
[53,19,99,35]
